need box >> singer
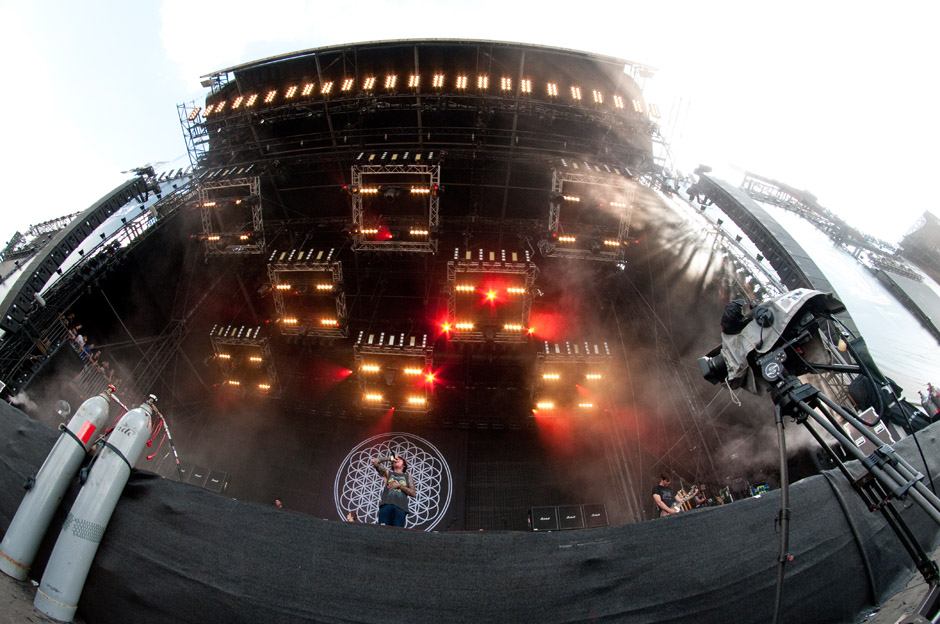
[370,454,416,527]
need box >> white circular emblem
[334,432,452,531]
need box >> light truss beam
[267,248,346,338]
[350,162,440,253]
[198,176,264,255]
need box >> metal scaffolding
[267,247,346,338]
[198,176,264,255]
[539,162,636,262]
[353,330,434,412]
[351,162,440,253]
[209,324,279,398]
[446,247,539,343]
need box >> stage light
[361,364,380,372]
[282,318,298,325]
[207,235,221,241]
[232,96,244,109]
[455,284,475,293]
[385,75,397,89]
[454,322,474,330]
[285,86,297,98]
[578,403,594,409]
[258,383,271,391]
[188,107,201,120]
[363,77,376,90]
[410,229,429,236]
[213,101,226,113]
[227,380,241,386]
[485,290,497,301]
[409,74,420,88]
[321,81,333,94]
[249,356,263,363]
[571,86,582,100]
[632,99,643,113]
[536,401,554,409]
[610,202,627,208]
[456,75,468,89]
[302,83,315,96]
[503,324,524,331]
[407,397,426,405]
[341,78,354,92]
[542,373,559,380]
[506,287,525,294]
[403,367,422,376]
[320,319,339,326]
[425,373,436,383]
[202,105,212,118]
[218,354,231,360]
[264,90,277,103]
[547,82,558,97]
[361,228,379,235]
[613,95,624,109]
[360,187,379,194]
[648,103,661,118]
[315,284,333,291]
[558,236,576,243]
[433,74,444,88]
[246,94,258,106]
[275,284,291,290]
[603,239,620,247]
[592,90,603,104]
[410,187,430,194]
[441,322,452,332]
[239,234,250,241]
[365,393,383,402]
[562,195,580,202]
[586,373,602,380]
[203,201,217,207]
[500,77,512,91]
[521,79,532,93]
[477,75,488,90]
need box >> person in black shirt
[371,454,416,527]
[652,473,680,517]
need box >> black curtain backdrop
[3,400,940,623]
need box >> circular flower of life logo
[335,432,452,531]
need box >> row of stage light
[191,73,661,119]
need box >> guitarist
[653,473,680,517]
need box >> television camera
[698,288,940,623]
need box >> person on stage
[652,473,680,517]
[371,454,416,527]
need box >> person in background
[371,454,415,527]
[653,473,680,517]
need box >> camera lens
[698,353,728,385]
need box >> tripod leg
[772,404,791,624]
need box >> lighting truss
[198,176,264,255]
[532,340,612,415]
[353,331,434,412]
[350,159,440,253]
[209,324,279,397]
[445,247,539,343]
[267,247,347,338]
[538,160,636,262]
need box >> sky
[0,0,938,248]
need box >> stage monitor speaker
[187,465,209,488]
[530,506,558,532]
[558,505,584,530]
[583,504,609,528]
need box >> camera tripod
[764,355,940,624]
